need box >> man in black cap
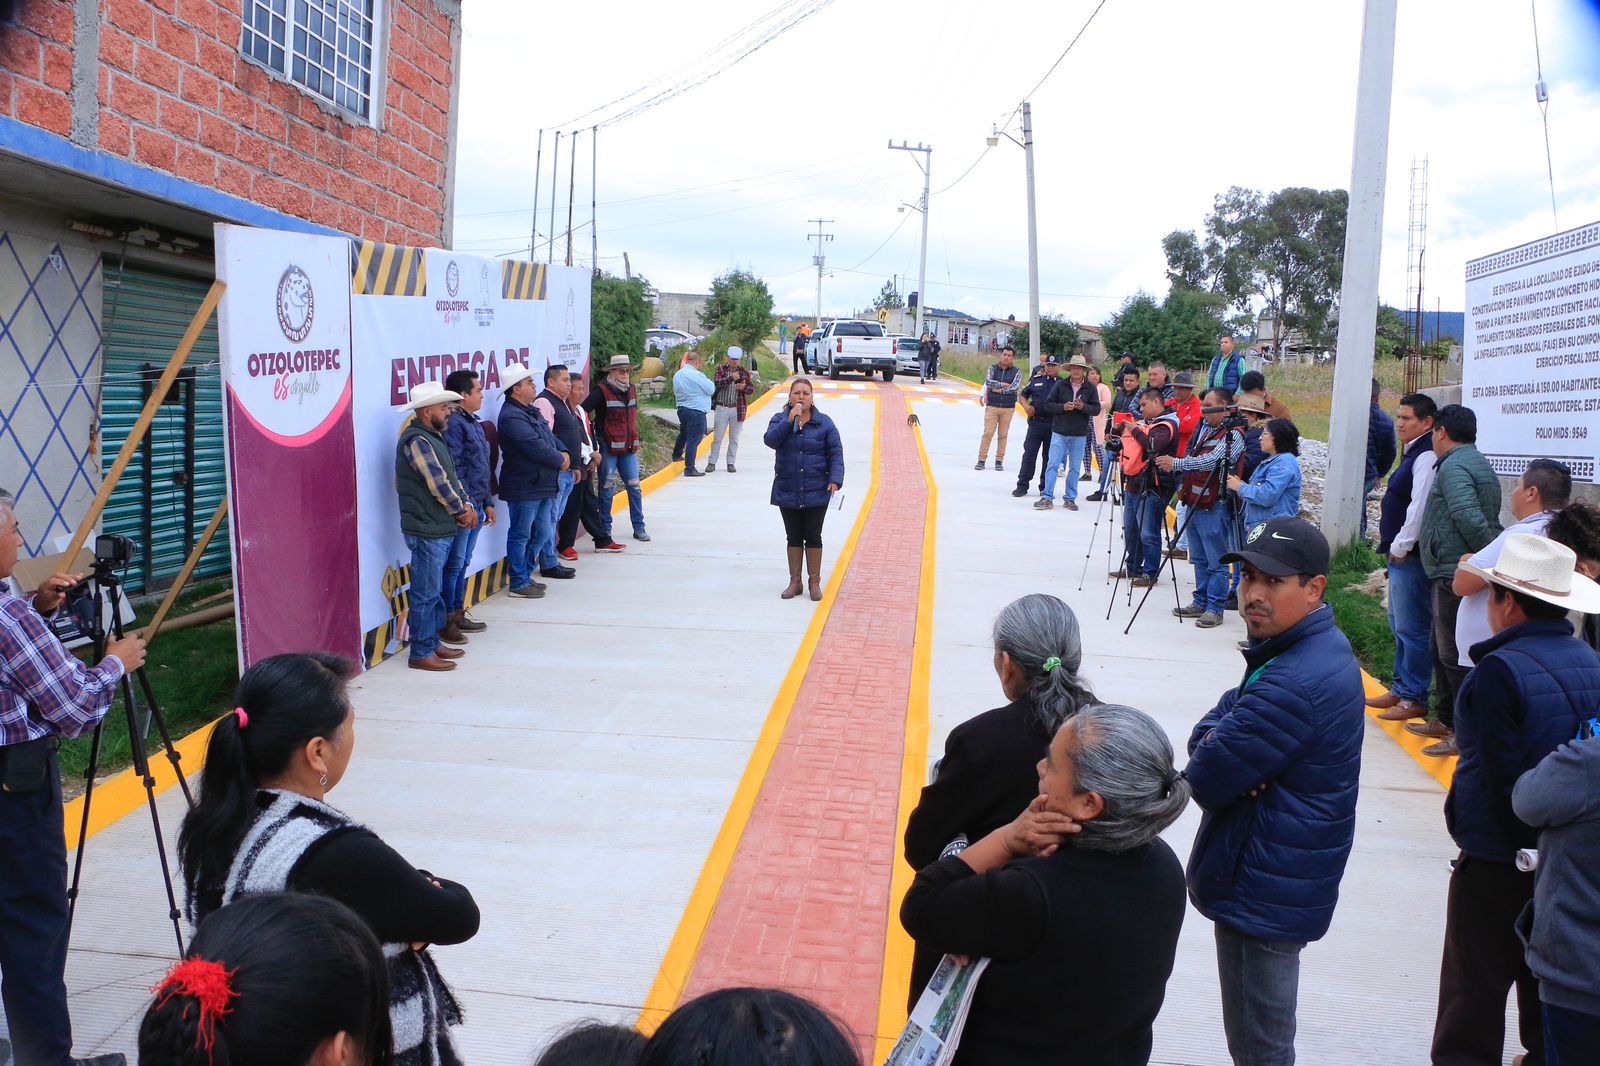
[1184,516,1366,1066]
[1011,353,1060,498]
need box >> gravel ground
[1297,437,1381,538]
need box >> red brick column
[682,388,925,1053]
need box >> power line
[842,211,914,272]
[934,145,992,194]
[1001,0,1113,130]
[1530,0,1558,227]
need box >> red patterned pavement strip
[682,387,925,1055]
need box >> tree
[1101,293,1166,362]
[1007,315,1080,360]
[872,279,903,312]
[1100,289,1225,371]
[590,273,653,366]
[699,267,775,354]
[1374,303,1408,360]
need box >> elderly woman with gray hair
[902,593,1095,1007]
[901,702,1191,1065]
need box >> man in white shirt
[1369,393,1440,722]
[1451,458,1571,666]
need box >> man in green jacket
[396,381,479,673]
[1412,404,1502,755]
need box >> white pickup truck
[808,320,898,381]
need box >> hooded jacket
[764,404,844,509]
[1185,605,1366,943]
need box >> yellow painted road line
[635,398,884,1034]
[62,718,216,848]
[873,417,938,1061]
[1361,669,1455,789]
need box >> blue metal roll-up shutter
[100,263,230,595]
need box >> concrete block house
[0,0,461,590]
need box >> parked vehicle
[808,320,897,381]
[645,328,698,353]
[891,335,922,376]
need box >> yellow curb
[1360,670,1455,789]
[62,717,217,849]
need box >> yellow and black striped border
[351,240,427,296]
[361,559,510,668]
[501,260,547,301]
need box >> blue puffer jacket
[1365,402,1396,482]
[764,405,844,509]
[496,398,564,501]
[443,407,491,503]
[1185,605,1366,943]
[1446,619,1600,862]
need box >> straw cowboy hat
[403,380,462,410]
[500,363,534,392]
[1065,353,1091,368]
[1459,534,1600,615]
[605,354,633,371]
[1236,391,1268,414]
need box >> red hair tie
[233,707,248,728]
[152,957,238,1059]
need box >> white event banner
[1464,220,1600,483]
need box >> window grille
[241,0,379,121]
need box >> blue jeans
[673,407,708,471]
[404,532,452,659]
[1386,554,1434,702]
[1124,490,1167,577]
[1041,433,1087,501]
[538,472,576,569]
[1215,923,1304,1066]
[600,451,646,536]
[443,497,488,613]
[1186,504,1232,613]
[505,498,554,591]
[1173,502,1190,550]
[1545,1002,1600,1066]
[0,752,72,1065]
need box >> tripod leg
[1077,486,1110,591]
[1125,499,1198,635]
[112,584,194,807]
[64,721,106,940]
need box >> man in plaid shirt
[1,488,143,1066]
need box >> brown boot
[781,547,804,599]
[408,654,456,672]
[440,616,468,645]
[453,609,487,633]
[435,644,465,660]
[805,547,823,601]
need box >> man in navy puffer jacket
[1185,516,1365,1066]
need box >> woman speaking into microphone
[764,378,844,601]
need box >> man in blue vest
[1363,378,1397,539]
[396,381,477,672]
[441,369,494,645]
[532,364,583,578]
[499,364,569,600]
[1206,331,1244,395]
[1367,392,1438,723]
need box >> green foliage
[699,268,776,354]
[1324,542,1395,685]
[590,274,654,365]
[1101,289,1226,370]
[872,279,904,312]
[1374,303,1409,360]
[1007,314,1080,360]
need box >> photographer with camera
[1110,387,1182,590]
[0,489,144,1066]
[1157,390,1247,629]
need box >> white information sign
[1464,220,1600,483]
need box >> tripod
[64,560,196,954]
[1077,462,1124,591]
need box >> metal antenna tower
[1403,156,1429,393]
[808,218,833,327]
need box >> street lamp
[990,103,1040,371]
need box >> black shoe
[1080,472,1092,481]
[684,469,705,477]
[1011,487,1029,497]
[994,460,1004,471]
[1224,593,1239,611]
[1064,499,1078,511]
[1085,490,1106,502]
[975,460,986,470]
[539,566,576,579]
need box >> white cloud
[451,0,1600,329]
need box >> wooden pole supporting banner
[57,279,225,571]
[142,496,229,643]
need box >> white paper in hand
[832,490,845,512]
[883,954,990,1066]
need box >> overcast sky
[449,0,1600,330]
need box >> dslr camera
[95,533,137,566]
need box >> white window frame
[240,0,386,126]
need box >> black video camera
[95,534,137,566]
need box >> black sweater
[292,828,481,946]
[1039,377,1102,436]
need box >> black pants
[1431,577,1467,727]
[557,470,615,551]
[1014,419,1054,494]
[1432,855,1543,1065]
[780,505,827,548]
[0,749,72,1065]
[793,349,807,374]
[672,407,707,472]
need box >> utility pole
[1325,0,1399,549]
[531,129,543,260]
[590,126,598,274]
[889,140,932,341]
[564,130,577,267]
[548,130,561,266]
[807,218,833,327]
[1021,104,1040,370]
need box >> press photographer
[1110,387,1181,589]
[1156,390,1247,628]
[0,489,144,1066]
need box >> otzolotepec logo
[1247,522,1266,544]
[276,266,315,343]
[446,259,460,297]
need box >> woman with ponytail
[177,653,479,1066]
[139,893,391,1066]
[900,593,1096,1009]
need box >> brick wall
[0,0,458,245]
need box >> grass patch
[57,579,238,781]
[636,342,792,478]
[1323,542,1394,685]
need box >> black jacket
[1039,376,1101,436]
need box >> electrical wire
[842,211,914,272]
[1000,0,1112,130]
[1530,0,1559,227]
[934,145,992,195]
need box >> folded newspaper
[883,953,990,1066]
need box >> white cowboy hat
[1065,353,1091,368]
[500,363,535,392]
[1459,534,1600,615]
[727,346,744,361]
[403,380,462,410]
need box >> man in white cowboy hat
[1033,352,1100,511]
[397,380,477,672]
[497,361,569,601]
[581,355,650,541]
[1430,534,1600,1066]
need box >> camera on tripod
[95,533,137,567]
[54,535,140,644]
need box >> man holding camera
[1,490,143,1066]
[1112,386,1180,587]
[1158,388,1246,628]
